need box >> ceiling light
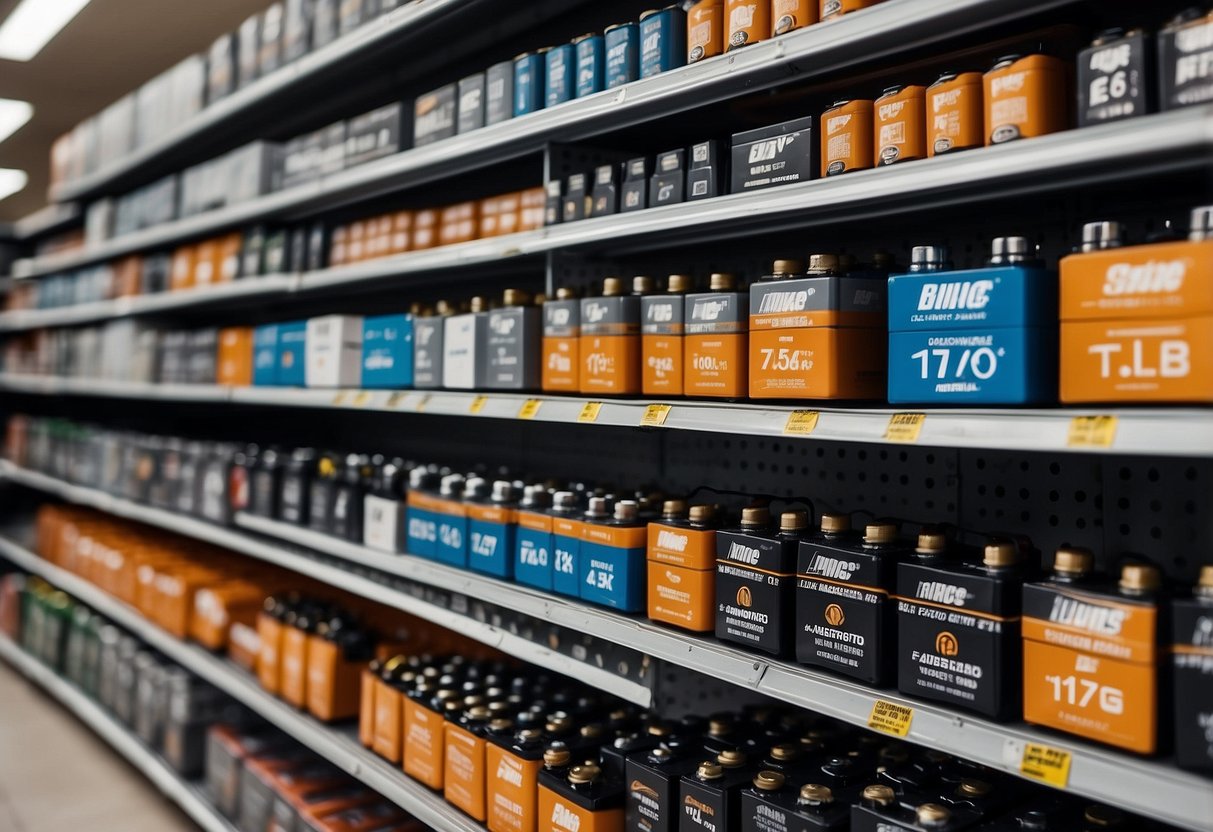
[0,99,32,144]
[0,169,28,202]
[0,0,93,62]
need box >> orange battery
[725,0,769,50]
[687,0,724,63]
[984,53,1068,145]
[280,621,311,708]
[543,288,581,393]
[390,211,413,254]
[193,238,218,286]
[217,326,254,386]
[537,767,623,832]
[642,275,690,396]
[170,245,197,291]
[347,221,368,263]
[404,691,451,789]
[927,71,984,156]
[647,503,718,632]
[579,277,645,396]
[821,99,874,177]
[359,663,379,748]
[372,669,405,762]
[329,227,349,267]
[874,84,926,166]
[218,232,244,281]
[257,609,286,694]
[684,273,748,398]
[498,192,523,236]
[773,0,817,35]
[113,256,142,297]
[306,631,365,722]
[485,730,544,832]
[413,210,438,250]
[820,0,882,20]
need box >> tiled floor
[0,664,197,832]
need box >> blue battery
[467,511,515,579]
[887,240,1057,404]
[604,22,639,89]
[406,504,438,558]
[574,33,604,98]
[545,43,575,108]
[639,5,685,79]
[513,50,546,116]
[579,523,646,612]
[253,325,279,386]
[514,510,554,591]
[277,321,307,386]
[551,517,582,599]
[361,313,414,389]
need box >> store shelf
[0,633,237,832]
[11,203,82,242]
[3,463,1211,830]
[0,537,485,832]
[2,375,1211,456]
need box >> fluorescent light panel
[0,99,32,144]
[0,169,28,202]
[0,0,93,62]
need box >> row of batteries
[235,208,1213,404]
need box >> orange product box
[444,715,491,821]
[412,210,438,250]
[347,221,368,263]
[684,276,748,398]
[190,580,265,650]
[113,256,143,297]
[496,192,522,236]
[217,326,255,386]
[281,622,312,708]
[641,277,690,397]
[687,0,723,63]
[542,290,581,393]
[369,215,394,260]
[257,610,287,694]
[479,196,502,238]
[390,211,413,255]
[518,188,546,232]
[403,693,448,789]
[821,99,874,177]
[439,201,480,246]
[725,0,768,50]
[329,227,349,267]
[372,672,405,763]
[193,238,219,286]
[647,561,715,632]
[230,621,262,672]
[579,279,642,395]
[359,665,378,748]
[485,733,544,832]
[928,71,983,156]
[874,84,926,166]
[538,778,623,832]
[170,245,198,291]
[984,54,1067,145]
[218,232,244,281]
[306,632,367,722]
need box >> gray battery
[457,73,486,133]
[649,148,685,207]
[731,115,817,193]
[413,84,456,146]
[621,157,650,212]
[563,173,589,222]
[1158,10,1213,110]
[590,163,618,217]
[413,315,445,388]
[1078,29,1152,126]
[485,304,541,389]
[687,139,722,200]
[486,60,514,126]
[544,179,563,226]
[344,103,401,167]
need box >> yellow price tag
[640,404,672,427]
[352,391,372,407]
[331,391,350,406]
[518,399,542,419]
[578,402,603,423]
[469,395,489,414]
[385,391,408,408]
[867,700,914,737]
[1067,415,1118,448]
[783,410,820,436]
[884,412,925,443]
[1020,743,1072,788]
[415,394,431,413]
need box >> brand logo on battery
[490,315,517,335]
[737,586,753,607]
[1090,44,1132,72]
[647,303,675,322]
[552,803,582,831]
[916,581,970,607]
[749,136,795,163]
[878,101,905,121]
[1191,616,1213,647]
[656,530,688,551]
[1176,23,1213,53]
[825,603,846,626]
[548,308,572,326]
[496,758,524,786]
[1102,261,1186,295]
[727,542,762,564]
[827,114,851,133]
[991,72,1026,96]
[932,89,964,111]
[936,631,960,656]
[757,290,811,313]
[917,280,993,311]
[584,303,610,323]
[805,554,859,580]
[692,299,730,320]
[1047,596,1126,635]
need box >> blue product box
[574,33,604,98]
[434,509,468,568]
[277,321,308,386]
[406,504,438,557]
[514,51,545,116]
[545,43,575,108]
[253,325,279,386]
[551,519,582,598]
[578,524,646,612]
[514,510,553,590]
[639,6,685,79]
[604,22,639,89]
[467,506,516,579]
[361,313,414,388]
[887,252,1057,404]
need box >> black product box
[649,148,685,207]
[621,157,650,212]
[413,84,457,147]
[850,788,983,832]
[563,173,590,222]
[141,254,171,295]
[625,750,700,832]
[237,14,261,88]
[344,103,401,168]
[259,3,285,77]
[263,229,291,274]
[740,780,856,831]
[1078,29,1153,126]
[544,179,563,226]
[485,60,514,126]
[207,33,238,104]
[687,139,722,200]
[188,328,219,384]
[319,121,347,177]
[282,0,313,64]
[159,331,189,384]
[457,73,486,134]
[311,0,339,48]
[730,116,817,193]
[680,760,757,832]
[307,222,328,271]
[590,163,619,217]
[1158,11,1213,110]
[289,229,308,276]
[715,527,799,657]
[1174,590,1213,771]
[242,226,267,276]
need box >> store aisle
[0,664,197,832]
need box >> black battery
[1077,28,1153,126]
[564,173,591,222]
[279,448,315,525]
[545,179,564,226]
[730,116,817,193]
[679,750,758,832]
[715,508,804,657]
[1158,8,1213,110]
[740,773,853,832]
[850,784,983,832]
[590,164,619,217]
[249,448,283,518]
[687,140,722,201]
[1173,567,1213,771]
[458,73,486,134]
[626,745,700,832]
[414,84,457,146]
[307,221,328,271]
[308,454,339,532]
[621,157,651,213]
[330,453,371,541]
[242,225,267,276]
[649,148,686,207]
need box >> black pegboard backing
[654,662,775,719]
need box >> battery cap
[769,743,798,761]
[553,490,578,510]
[518,727,543,742]
[435,299,457,316]
[580,723,605,739]
[689,504,715,525]
[820,513,851,533]
[983,540,1019,568]
[470,296,489,312]
[916,530,948,556]
[864,522,899,545]
[1081,221,1122,252]
[490,718,513,731]
[572,32,596,43]
[633,275,656,295]
[781,510,809,532]
[869,251,895,269]
[697,761,724,779]
[1083,804,1125,828]
[440,473,466,496]
[502,288,530,307]
[718,749,747,768]
[639,8,661,20]
[1052,546,1094,576]
[772,259,804,277]
[585,496,610,518]
[741,506,771,527]
[544,745,572,767]
[910,245,949,272]
[614,500,640,521]
[799,784,834,805]
[1189,206,1213,241]
[1119,563,1160,593]
[602,277,625,296]
[862,784,896,807]
[1197,565,1213,597]
[708,716,734,735]
[991,54,1021,70]
[989,236,1032,264]
[667,274,692,293]
[754,771,785,791]
[807,253,839,274]
[492,480,518,503]
[662,499,688,519]
[555,287,579,300]
[709,272,737,291]
[917,804,951,827]
[1091,27,1126,46]
[463,476,489,500]
[568,763,601,785]
[957,778,992,797]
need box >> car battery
[1158,8,1213,111]
[405,684,458,790]
[414,84,456,147]
[983,54,1067,145]
[543,288,581,392]
[218,326,255,386]
[443,297,490,389]
[590,163,620,216]
[927,71,983,156]
[253,325,280,386]
[485,725,547,832]
[622,157,651,212]
[249,447,284,519]
[545,179,564,225]
[740,775,852,832]
[433,473,471,568]
[551,491,586,599]
[640,6,686,77]
[206,725,290,821]
[726,0,769,50]
[748,254,887,399]
[486,60,514,125]
[796,517,908,685]
[444,704,499,821]
[163,670,229,778]
[731,116,816,192]
[821,99,873,176]
[875,84,926,166]
[514,51,546,116]
[887,239,1057,404]
[680,750,758,832]
[626,743,701,832]
[606,22,640,88]
[546,43,576,108]
[580,277,644,395]
[821,0,883,20]
[306,315,362,388]
[1173,565,1213,771]
[307,454,338,533]
[1078,29,1152,126]
[307,618,374,722]
[279,447,315,526]
[257,597,291,694]
[851,785,983,832]
[368,657,409,760]
[687,140,722,200]
[1059,209,1213,402]
[576,33,605,97]
[564,173,591,222]
[280,604,323,709]
[361,313,414,389]
[897,535,1029,721]
[274,785,378,832]
[467,480,520,579]
[716,507,803,657]
[413,301,454,389]
[188,327,219,384]
[238,751,313,832]
[345,103,401,168]
[258,763,349,832]
[458,73,486,134]
[579,498,647,612]
[515,486,555,590]
[406,465,442,557]
[685,272,749,398]
[642,274,690,396]
[332,454,372,541]
[774,0,817,35]
[363,459,407,554]
[687,0,723,63]
[648,502,719,632]
[650,148,686,207]
[1023,552,1164,754]
[539,761,625,832]
[276,321,307,386]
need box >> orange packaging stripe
[407,491,467,517]
[552,517,584,538]
[1059,240,1213,320]
[580,523,647,548]
[750,309,884,330]
[517,511,553,533]
[465,504,516,524]
[647,524,716,570]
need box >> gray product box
[590,163,618,217]
[485,306,541,389]
[544,179,563,226]
[319,121,347,176]
[621,157,650,212]
[457,73,486,133]
[282,0,313,63]
[311,0,338,48]
[749,274,887,324]
[649,148,685,207]
[562,173,589,222]
[413,84,456,146]
[413,316,444,388]
[207,33,238,104]
[159,331,188,384]
[581,295,640,334]
[259,3,285,77]
[188,328,219,384]
[237,13,261,88]
[730,115,817,193]
[344,103,401,167]
[687,139,722,200]
[641,294,684,335]
[485,61,514,126]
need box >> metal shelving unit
[2,462,1211,831]
[11,203,82,242]
[0,633,238,832]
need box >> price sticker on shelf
[415,394,431,413]
[783,410,820,436]
[385,391,408,409]
[578,402,603,423]
[331,390,350,406]
[469,395,489,414]
[518,399,543,419]
[1019,743,1072,788]
[867,700,914,737]
[884,412,925,443]
[640,404,672,427]
[352,391,373,408]
[1067,415,1118,449]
